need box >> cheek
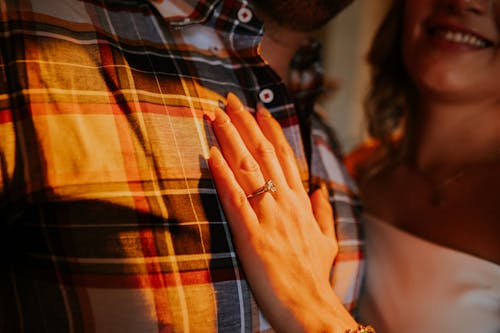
[401,3,427,69]
[401,27,423,86]
[401,0,439,87]
[495,5,500,30]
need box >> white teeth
[442,30,487,47]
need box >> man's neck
[251,5,310,82]
[260,31,308,82]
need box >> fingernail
[203,111,214,122]
[320,183,329,198]
[226,92,244,113]
[256,102,272,118]
[208,146,223,165]
[218,99,226,111]
[213,109,231,126]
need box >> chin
[415,70,471,99]
[420,83,487,104]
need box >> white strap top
[358,214,500,333]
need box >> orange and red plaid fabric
[0,0,364,331]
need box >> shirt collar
[147,0,222,26]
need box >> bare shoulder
[344,140,381,181]
[345,141,401,220]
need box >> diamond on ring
[246,179,277,199]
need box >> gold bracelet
[346,325,376,333]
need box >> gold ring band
[246,179,277,199]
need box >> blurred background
[317,0,391,153]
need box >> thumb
[310,187,336,241]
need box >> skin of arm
[207,93,359,333]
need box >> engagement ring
[246,179,277,199]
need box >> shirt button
[210,45,221,55]
[259,88,274,104]
[237,7,253,23]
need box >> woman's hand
[207,93,358,332]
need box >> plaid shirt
[0,0,364,332]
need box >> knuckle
[324,201,333,215]
[332,240,339,253]
[254,235,274,253]
[253,141,275,159]
[239,154,260,173]
[332,246,339,259]
[226,189,248,208]
[275,141,293,157]
[330,238,339,257]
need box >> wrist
[346,325,376,333]
[289,285,360,333]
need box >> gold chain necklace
[427,169,465,206]
[410,148,500,207]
